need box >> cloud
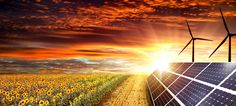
[0,0,236,62]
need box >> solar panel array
[147,62,236,106]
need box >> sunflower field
[0,74,128,106]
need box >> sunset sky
[1,0,236,70]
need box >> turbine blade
[186,20,193,38]
[178,39,192,55]
[195,38,213,41]
[232,34,236,36]
[220,8,230,33]
[209,35,229,58]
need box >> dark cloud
[76,48,141,56]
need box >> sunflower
[6,95,10,100]
[10,96,15,101]
[29,97,34,103]
[45,100,49,105]
[52,96,57,102]
[39,100,44,106]
[8,97,12,102]
[5,91,9,95]
[72,88,76,92]
[25,98,29,104]
[66,89,70,94]
[35,98,39,104]
[22,93,28,98]
[16,94,20,98]
[47,90,52,96]
[63,87,66,90]
[18,100,25,106]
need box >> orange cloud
[0,0,236,62]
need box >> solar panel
[163,73,179,86]
[147,75,156,88]
[158,71,173,81]
[147,62,236,106]
[154,90,173,106]
[169,63,177,69]
[199,89,236,106]
[166,99,181,106]
[196,63,236,85]
[169,77,191,94]
[176,81,213,106]
[152,84,165,100]
[221,72,236,91]
[173,63,192,74]
[153,70,160,77]
[169,63,183,70]
[183,63,209,78]
[150,79,160,91]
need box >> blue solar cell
[154,90,173,106]
[183,63,209,78]
[199,89,236,106]
[221,72,236,91]
[150,79,160,92]
[177,81,213,106]
[163,73,179,87]
[169,77,191,94]
[152,85,166,100]
[147,75,156,88]
[147,75,154,83]
[196,63,236,85]
[165,99,181,106]
[174,63,192,74]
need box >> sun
[151,59,170,72]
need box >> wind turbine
[179,20,213,62]
[209,9,236,62]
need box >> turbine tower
[179,20,213,62]
[209,9,236,62]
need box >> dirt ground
[99,74,151,106]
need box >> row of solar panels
[147,62,236,106]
